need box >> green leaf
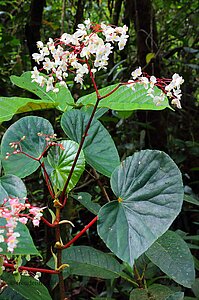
[48,246,123,279]
[97,150,184,266]
[165,292,184,300]
[77,84,170,111]
[146,230,195,288]
[146,52,156,64]
[184,194,199,206]
[1,116,54,178]
[0,175,27,203]
[72,192,101,215]
[61,110,120,177]
[130,284,173,300]
[46,140,85,192]
[0,220,40,256]
[11,71,74,112]
[0,272,52,300]
[0,97,57,123]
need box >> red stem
[62,216,98,249]
[3,263,59,274]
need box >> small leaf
[48,246,123,279]
[0,220,40,256]
[146,230,195,288]
[73,192,101,215]
[61,110,120,177]
[0,175,27,204]
[130,284,173,300]
[46,140,85,192]
[77,84,170,111]
[146,52,156,64]
[0,272,52,300]
[1,116,54,178]
[97,150,184,266]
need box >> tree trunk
[25,0,46,69]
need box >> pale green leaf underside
[97,150,184,266]
[61,109,120,177]
[77,84,171,111]
[46,140,85,192]
[11,71,74,110]
[146,230,195,288]
[1,116,54,178]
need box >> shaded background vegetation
[0,0,199,299]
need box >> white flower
[37,41,43,48]
[131,67,142,79]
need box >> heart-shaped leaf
[97,150,184,266]
[46,140,85,192]
[0,175,27,203]
[1,116,54,178]
[72,192,101,215]
[61,110,120,177]
[146,230,195,288]
[77,84,171,111]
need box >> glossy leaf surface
[146,230,195,287]
[97,150,184,265]
[11,71,74,112]
[61,109,120,177]
[48,246,123,279]
[1,116,54,178]
[0,175,27,203]
[46,140,85,192]
[77,84,170,111]
[0,272,52,300]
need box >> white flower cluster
[31,19,128,92]
[127,67,184,108]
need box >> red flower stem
[3,263,59,274]
[41,216,58,227]
[62,216,98,249]
[39,161,55,199]
[59,77,101,204]
[101,83,122,100]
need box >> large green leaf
[61,109,120,177]
[11,71,75,112]
[48,246,123,279]
[77,84,170,111]
[46,140,85,192]
[130,284,173,300]
[0,272,52,300]
[97,150,184,266]
[0,220,40,256]
[0,175,27,204]
[146,230,195,288]
[1,116,54,178]
[0,97,59,124]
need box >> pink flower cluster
[0,198,45,253]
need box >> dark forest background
[0,0,198,299]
